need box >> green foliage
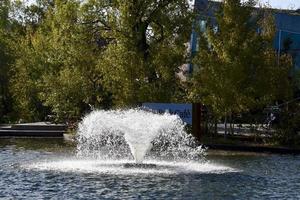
[293,70,300,93]
[272,103,300,146]
[2,0,193,122]
[39,68,87,122]
[10,33,47,121]
[94,0,193,105]
[0,0,9,28]
[0,0,296,128]
[189,0,292,119]
[0,0,16,122]
[0,30,13,122]
[11,0,111,122]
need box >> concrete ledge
[204,144,300,154]
[0,130,64,137]
[0,122,66,137]
[11,125,66,131]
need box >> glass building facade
[191,0,300,72]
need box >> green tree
[9,0,194,122]
[189,0,292,122]
[0,0,9,28]
[0,0,16,122]
[11,0,111,122]
[88,0,193,106]
[0,29,13,122]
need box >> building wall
[275,13,300,69]
[192,0,300,70]
[188,0,209,73]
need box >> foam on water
[25,159,238,175]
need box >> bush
[272,103,300,146]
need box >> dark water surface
[0,138,300,199]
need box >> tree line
[0,0,298,125]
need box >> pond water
[1,138,300,199]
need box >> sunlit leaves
[190,0,292,118]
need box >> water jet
[77,108,203,163]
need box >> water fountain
[76,108,204,167]
[25,108,235,174]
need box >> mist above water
[77,109,204,163]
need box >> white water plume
[77,108,204,163]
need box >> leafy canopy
[189,0,292,117]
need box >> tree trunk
[229,113,234,135]
[214,120,218,135]
[224,115,227,137]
